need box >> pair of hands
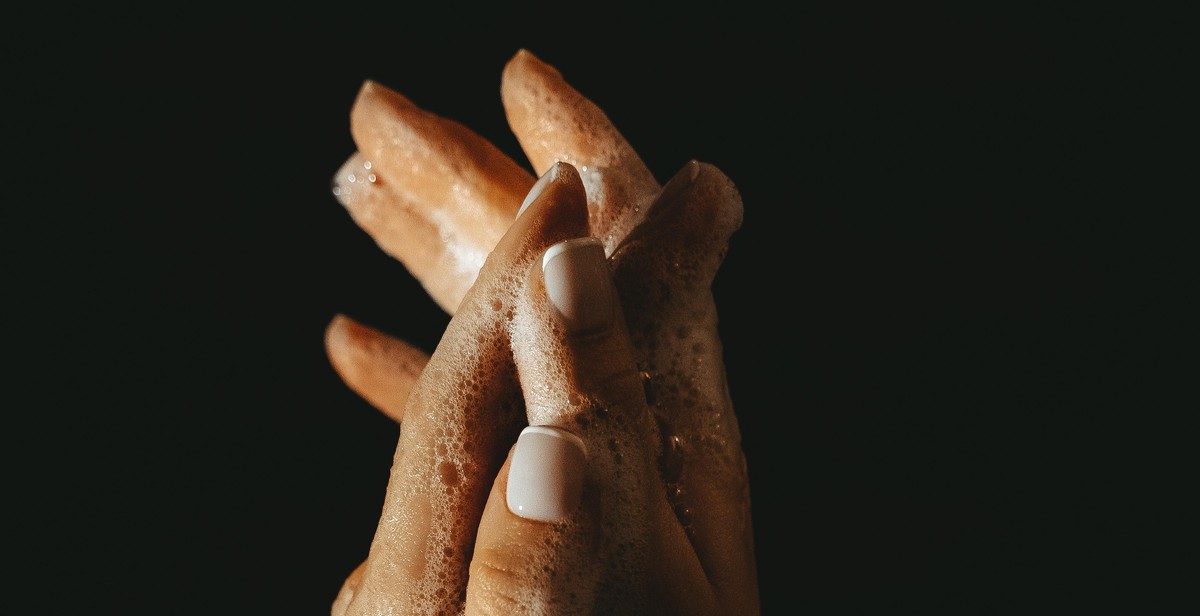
[325,50,757,615]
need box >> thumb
[465,427,597,615]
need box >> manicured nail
[516,162,563,218]
[542,237,615,335]
[507,425,587,522]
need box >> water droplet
[660,433,684,481]
[367,173,377,183]
[656,415,685,481]
[641,370,656,405]
[347,173,357,183]
[674,502,695,537]
[363,160,373,170]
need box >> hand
[464,166,752,614]
[327,50,757,615]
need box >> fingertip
[330,559,367,616]
[324,312,349,347]
[504,160,586,230]
[516,161,563,218]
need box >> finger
[333,152,478,314]
[341,162,589,615]
[513,235,647,425]
[324,313,429,423]
[501,49,660,255]
[610,161,759,613]
[334,80,535,313]
[464,434,596,615]
[330,560,367,616]
[469,235,720,614]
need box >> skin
[328,49,758,615]
[325,314,429,424]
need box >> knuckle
[468,558,526,615]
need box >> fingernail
[660,159,700,203]
[507,425,587,522]
[516,162,562,218]
[542,237,615,334]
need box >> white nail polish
[542,237,615,334]
[517,162,562,218]
[507,425,587,522]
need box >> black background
[11,10,1166,615]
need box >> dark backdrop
[12,12,1159,615]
